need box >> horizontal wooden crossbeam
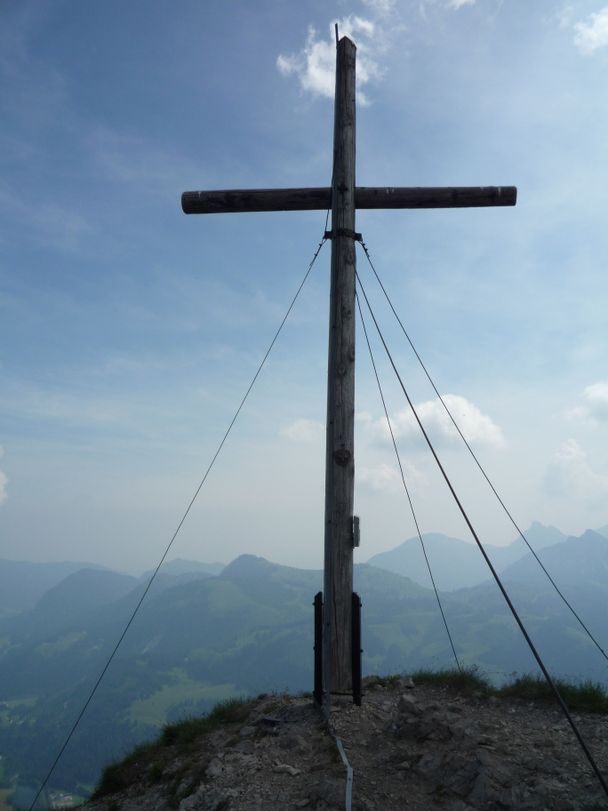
[181,185,517,215]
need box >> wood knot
[333,448,352,466]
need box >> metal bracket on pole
[352,515,360,548]
[314,590,362,707]
[324,228,362,241]
[352,592,362,706]
[313,592,323,706]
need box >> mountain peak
[578,529,607,544]
[220,554,275,580]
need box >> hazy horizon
[2,520,606,577]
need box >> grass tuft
[93,742,156,798]
[93,671,608,801]
[404,668,608,714]
[161,697,251,746]
[410,666,492,695]
[93,697,252,799]
[498,675,608,714]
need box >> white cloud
[370,394,505,449]
[570,381,608,423]
[555,5,575,30]
[574,6,608,54]
[358,460,424,493]
[418,0,477,12]
[545,439,608,503]
[277,16,385,105]
[447,0,476,8]
[584,382,608,420]
[359,462,401,492]
[361,0,396,14]
[279,418,324,444]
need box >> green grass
[410,666,492,695]
[93,670,608,802]
[406,667,608,714]
[498,675,608,714]
[35,631,87,657]
[92,742,158,798]
[0,788,13,811]
[3,697,37,709]
[127,669,240,726]
[160,697,252,746]
[93,697,254,799]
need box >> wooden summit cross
[181,35,516,705]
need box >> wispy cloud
[279,418,324,444]
[366,394,505,450]
[360,0,396,14]
[277,13,388,105]
[555,5,575,30]
[358,460,425,493]
[574,6,608,54]
[447,0,477,9]
[419,0,478,13]
[545,439,608,504]
[570,381,608,423]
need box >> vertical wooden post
[323,36,357,702]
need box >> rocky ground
[85,677,608,810]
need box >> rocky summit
[85,677,608,811]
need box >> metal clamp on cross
[181,35,516,713]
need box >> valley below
[2,524,608,808]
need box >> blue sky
[1,0,608,572]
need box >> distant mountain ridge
[2,527,608,800]
[366,522,568,590]
[501,529,608,592]
[141,558,224,578]
[0,558,107,618]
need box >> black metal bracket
[313,590,362,706]
[324,228,362,241]
[352,592,362,706]
[352,515,360,548]
[313,592,323,705]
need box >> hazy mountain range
[0,558,223,620]
[366,521,569,590]
[1,522,608,802]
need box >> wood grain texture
[181,186,516,214]
[356,185,517,209]
[323,36,356,697]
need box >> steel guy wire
[357,239,608,669]
[355,269,608,799]
[355,291,462,674]
[28,233,329,811]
